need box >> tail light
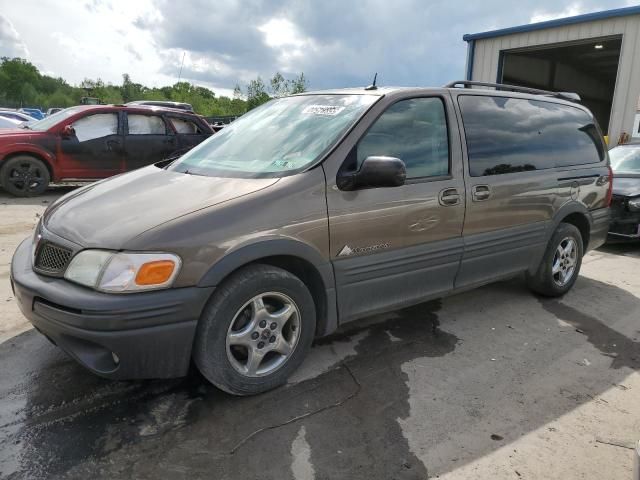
[605,165,614,207]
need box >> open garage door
[499,37,621,135]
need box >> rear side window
[170,118,202,134]
[459,96,604,177]
[127,114,166,135]
[357,97,449,178]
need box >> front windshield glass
[609,146,640,173]
[169,94,378,178]
[28,107,81,131]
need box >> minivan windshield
[169,94,378,178]
[28,107,81,131]
[609,145,640,173]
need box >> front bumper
[608,196,640,240]
[10,237,214,379]
[608,216,640,239]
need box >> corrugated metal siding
[470,15,640,146]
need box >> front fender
[0,143,57,177]
[197,237,338,336]
[197,237,334,289]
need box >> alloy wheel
[551,237,577,287]
[8,161,46,194]
[225,292,301,377]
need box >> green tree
[20,83,38,106]
[233,83,242,99]
[120,73,145,102]
[270,72,287,98]
[289,72,307,94]
[246,77,270,110]
[0,56,311,116]
[46,89,75,108]
[0,58,39,102]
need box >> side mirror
[337,156,406,191]
[62,125,75,138]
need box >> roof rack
[444,80,581,102]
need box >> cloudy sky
[0,0,635,97]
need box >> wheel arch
[197,239,338,337]
[1,150,55,180]
[551,203,591,251]
[527,203,592,276]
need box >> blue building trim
[463,5,640,41]
[465,39,475,80]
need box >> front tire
[0,155,50,197]
[527,222,583,297]
[193,264,316,395]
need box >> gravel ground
[0,187,639,479]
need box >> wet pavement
[1,301,455,479]
[1,190,639,478]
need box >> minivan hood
[44,165,278,248]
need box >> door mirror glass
[62,124,75,138]
[337,155,406,191]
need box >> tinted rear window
[459,95,605,177]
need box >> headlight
[628,198,640,211]
[64,250,181,293]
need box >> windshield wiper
[183,169,201,176]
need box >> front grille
[35,242,73,274]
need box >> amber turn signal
[135,260,176,286]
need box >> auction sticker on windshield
[302,105,346,116]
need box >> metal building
[463,6,640,146]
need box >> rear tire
[526,222,583,297]
[193,264,316,395]
[0,155,50,197]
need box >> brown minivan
[10,81,612,395]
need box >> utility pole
[178,51,186,83]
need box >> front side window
[356,97,449,178]
[128,114,166,135]
[169,94,378,178]
[72,113,118,142]
[459,95,604,177]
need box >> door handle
[472,185,491,201]
[164,137,176,145]
[105,138,122,151]
[438,187,460,206]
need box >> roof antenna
[365,73,378,90]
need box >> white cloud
[530,3,587,23]
[258,18,317,73]
[259,18,307,48]
[0,14,29,58]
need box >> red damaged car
[0,105,214,196]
